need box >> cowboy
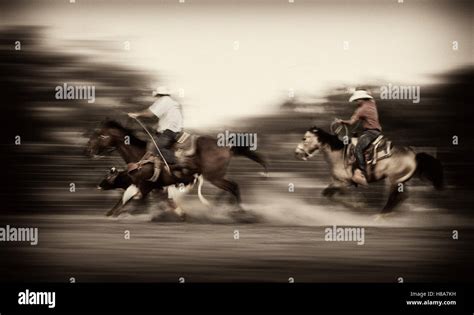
[128,86,183,165]
[336,90,382,186]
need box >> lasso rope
[131,116,171,173]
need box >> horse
[86,120,268,217]
[294,126,444,214]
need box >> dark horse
[295,126,444,215]
[86,120,268,217]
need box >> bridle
[300,147,318,160]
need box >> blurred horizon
[1,0,472,127]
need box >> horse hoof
[179,213,186,221]
[352,202,365,209]
[153,210,184,222]
[230,210,259,223]
[112,211,124,218]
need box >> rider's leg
[155,129,178,164]
[146,141,157,155]
[355,130,379,177]
[355,134,370,177]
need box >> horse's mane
[308,126,345,151]
[102,119,147,148]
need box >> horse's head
[85,120,125,158]
[295,126,345,160]
[295,127,323,160]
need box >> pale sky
[2,0,472,127]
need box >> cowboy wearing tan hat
[336,90,382,186]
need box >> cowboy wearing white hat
[128,86,183,164]
[336,90,382,186]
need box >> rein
[303,149,318,160]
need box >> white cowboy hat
[349,90,373,102]
[152,86,171,97]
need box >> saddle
[346,135,393,167]
[173,131,198,160]
[126,131,198,182]
[126,151,160,181]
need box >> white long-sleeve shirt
[148,96,183,133]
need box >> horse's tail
[231,146,268,177]
[415,152,444,190]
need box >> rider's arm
[341,107,361,125]
[341,117,357,126]
[128,108,155,118]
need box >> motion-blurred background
[0,0,473,282]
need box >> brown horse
[295,126,444,215]
[86,120,267,217]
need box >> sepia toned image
[0,0,473,313]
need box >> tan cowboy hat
[349,90,373,102]
[152,86,171,97]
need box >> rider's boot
[352,168,368,186]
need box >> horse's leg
[208,178,241,205]
[115,181,157,216]
[381,184,403,214]
[111,184,141,217]
[322,182,346,198]
[165,197,186,221]
[208,177,261,223]
[105,185,140,216]
[322,180,362,209]
[219,178,241,204]
[166,185,191,220]
[215,190,229,204]
[106,197,124,217]
[110,194,135,217]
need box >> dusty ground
[1,155,473,282]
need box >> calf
[97,167,132,190]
